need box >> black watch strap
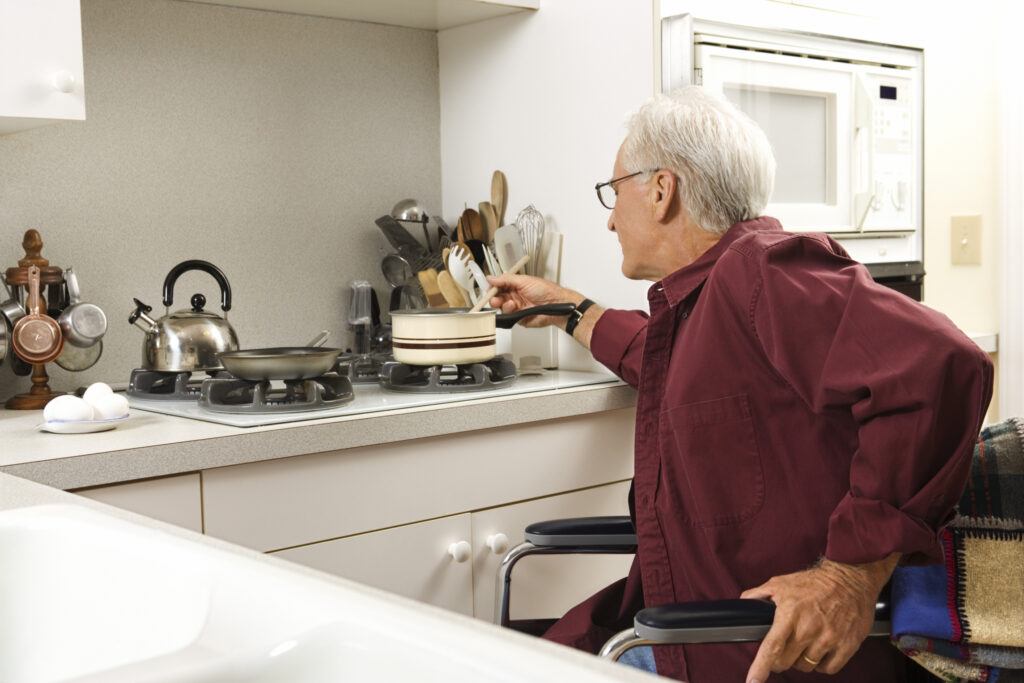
[565,298,596,337]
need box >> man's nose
[607,210,616,232]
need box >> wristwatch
[564,298,596,337]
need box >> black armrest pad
[635,598,891,644]
[524,516,636,548]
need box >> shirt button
[680,311,688,319]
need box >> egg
[44,395,94,423]
[89,393,129,420]
[82,382,114,406]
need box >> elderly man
[488,87,993,683]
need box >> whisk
[515,205,545,277]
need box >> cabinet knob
[447,541,471,563]
[486,533,509,555]
[51,70,76,94]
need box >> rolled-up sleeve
[751,236,993,565]
[590,309,649,389]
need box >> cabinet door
[73,474,203,533]
[0,0,85,134]
[272,514,474,616]
[471,481,633,622]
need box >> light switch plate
[951,215,982,266]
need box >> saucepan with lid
[390,303,575,366]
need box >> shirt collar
[649,216,783,308]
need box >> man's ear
[651,170,677,222]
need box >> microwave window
[880,85,898,100]
[724,86,829,204]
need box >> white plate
[38,415,130,434]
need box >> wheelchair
[495,515,893,663]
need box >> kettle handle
[162,260,232,312]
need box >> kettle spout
[129,298,158,333]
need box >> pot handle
[495,303,576,329]
[162,260,232,312]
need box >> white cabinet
[73,474,203,533]
[471,481,633,622]
[187,0,538,31]
[271,482,632,620]
[0,0,85,135]
[273,514,475,615]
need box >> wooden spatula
[417,269,446,308]
[478,201,499,243]
[491,170,508,227]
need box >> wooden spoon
[491,170,508,227]
[478,201,499,243]
[416,269,446,308]
[461,208,483,242]
[436,270,468,308]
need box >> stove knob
[486,533,509,555]
[447,541,471,563]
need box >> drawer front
[202,409,635,552]
[273,514,473,616]
[74,474,203,533]
[471,481,633,622]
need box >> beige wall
[0,0,440,400]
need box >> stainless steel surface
[129,261,240,373]
[218,347,343,381]
[390,198,429,224]
[0,306,8,366]
[381,253,414,288]
[131,301,241,373]
[597,629,653,661]
[55,339,103,372]
[58,268,108,348]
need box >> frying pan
[390,303,575,366]
[11,266,64,365]
[218,347,343,381]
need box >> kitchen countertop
[0,370,636,490]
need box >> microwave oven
[662,16,924,276]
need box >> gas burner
[127,368,230,401]
[334,352,391,384]
[379,357,517,393]
[198,373,355,414]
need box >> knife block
[4,229,66,410]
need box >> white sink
[0,504,646,683]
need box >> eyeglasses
[594,169,659,210]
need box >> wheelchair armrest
[633,598,892,644]
[524,515,636,548]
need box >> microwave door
[696,45,857,233]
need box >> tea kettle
[129,260,240,372]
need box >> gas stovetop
[378,357,517,393]
[126,369,618,428]
[127,368,227,401]
[199,374,355,414]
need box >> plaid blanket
[892,417,1024,682]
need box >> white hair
[621,87,776,235]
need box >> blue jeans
[618,646,657,673]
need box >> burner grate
[379,357,517,393]
[127,368,221,401]
[334,352,390,384]
[199,374,355,414]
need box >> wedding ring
[802,654,821,667]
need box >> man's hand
[487,273,584,329]
[741,554,899,683]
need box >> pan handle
[495,303,576,329]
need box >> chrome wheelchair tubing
[495,541,639,627]
[598,628,655,661]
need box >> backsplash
[0,0,441,401]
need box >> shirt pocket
[662,394,765,527]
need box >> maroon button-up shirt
[543,217,993,682]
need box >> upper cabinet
[0,0,86,135]
[185,0,539,30]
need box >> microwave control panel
[859,70,918,232]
